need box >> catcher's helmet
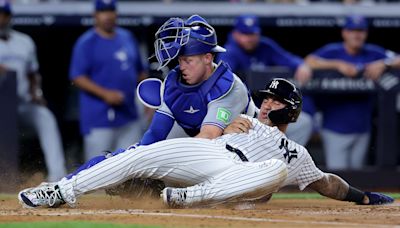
[154,14,225,69]
[258,78,302,125]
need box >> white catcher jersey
[218,114,324,190]
[0,30,39,102]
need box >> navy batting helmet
[154,15,225,69]
[258,78,302,124]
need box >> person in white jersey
[17,78,393,208]
[0,1,66,181]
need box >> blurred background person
[305,14,397,170]
[0,0,67,181]
[218,14,314,146]
[69,0,147,161]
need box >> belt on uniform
[225,144,248,162]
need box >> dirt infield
[1,194,399,228]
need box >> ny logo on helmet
[270,80,279,89]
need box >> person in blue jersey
[139,14,253,145]
[62,15,253,197]
[69,0,147,161]
[218,14,313,146]
[305,15,397,170]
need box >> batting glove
[362,192,394,205]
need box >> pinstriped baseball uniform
[219,114,324,190]
[58,115,322,205]
[178,114,324,205]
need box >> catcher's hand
[223,117,252,135]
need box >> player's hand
[31,95,47,106]
[0,64,8,75]
[294,64,312,86]
[224,117,252,135]
[102,89,125,106]
[336,61,358,77]
[359,192,394,205]
[364,60,386,81]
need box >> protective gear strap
[344,186,365,203]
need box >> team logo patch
[270,80,279,89]
[279,138,298,164]
[216,108,231,125]
[184,106,200,114]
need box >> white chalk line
[1,209,399,228]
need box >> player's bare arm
[294,63,312,86]
[0,63,7,74]
[308,173,374,204]
[364,56,400,80]
[308,173,351,201]
[305,55,358,77]
[72,75,124,105]
[28,72,46,105]
[195,125,223,139]
[223,116,252,134]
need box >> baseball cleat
[18,182,65,208]
[161,187,188,208]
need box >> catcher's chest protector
[163,63,234,136]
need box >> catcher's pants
[58,138,287,205]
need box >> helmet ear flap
[261,78,303,125]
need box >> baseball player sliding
[64,15,255,183]
[18,78,393,208]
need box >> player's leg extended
[115,120,143,149]
[349,132,370,170]
[321,129,353,170]
[19,138,233,208]
[20,103,67,181]
[83,128,114,161]
[163,159,287,208]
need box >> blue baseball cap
[0,0,11,15]
[234,14,261,34]
[343,15,368,30]
[95,0,117,12]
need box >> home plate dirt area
[1,194,399,228]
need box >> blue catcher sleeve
[139,111,175,145]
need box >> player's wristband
[344,186,365,204]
